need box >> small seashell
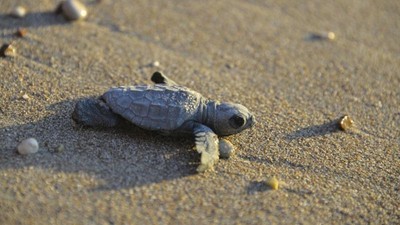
[61,0,88,21]
[339,115,354,131]
[10,6,27,18]
[17,138,39,155]
[219,139,235,159]
[0,43,16,57]
[265,176,279,190]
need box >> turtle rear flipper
[193,123,220,172]
[72,97,122,127]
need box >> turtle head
[209,102,255,136]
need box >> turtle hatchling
[72,72,255,172]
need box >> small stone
[225,63,234,69]
[327,32,336,40]
[22,94,30,100]
[151,61,160,67]
[15,28,28,37]
[265,176,279,190]
[309,31,336,41]
[375,101,383,108]
[0,43,16,57]
[339,115,354,131]
[55,144,65,153]
[219,139,235,159]
[17,138,39,155]
[10,6,27,18]
[60,0,88,21]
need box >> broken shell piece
[60,0,88,21]
[0,43,16,57]
[265,176,279,190]
[219,139,235,159]
[17,138,39,155]
[339,115,354,131]
[11,6,27,18]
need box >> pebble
[219,139,235,159]
[0,43,16,57]
[225,63,234,69]
[265,176,279,190]
[326,32,336,40]
[374,101,383,108]
[10,6,27,18]
[60,0,88,21]
[339,115,354,131]
[17,138,39,155]
[55,144,65,153]
[309,31,336,41]
[151,61,160,67]
[22,94,30,100]
[15,28,28,37]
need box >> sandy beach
[1,0,399,224]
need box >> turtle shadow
[0,99,199,191]
[285,119,341,140]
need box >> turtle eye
[229,115,245,129]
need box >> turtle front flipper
[151,71,177,86]
[193,123,220,172]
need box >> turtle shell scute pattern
[102,85,203,131]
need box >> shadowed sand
[1,0,399,224]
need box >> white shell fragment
[17,138,39,155]
[11,6,27,18]
[61,0,88,21]
[219,139,235,159]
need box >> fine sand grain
[1,0,399,224]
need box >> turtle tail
[72,97,122,127]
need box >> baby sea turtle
[72,72,255,172]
